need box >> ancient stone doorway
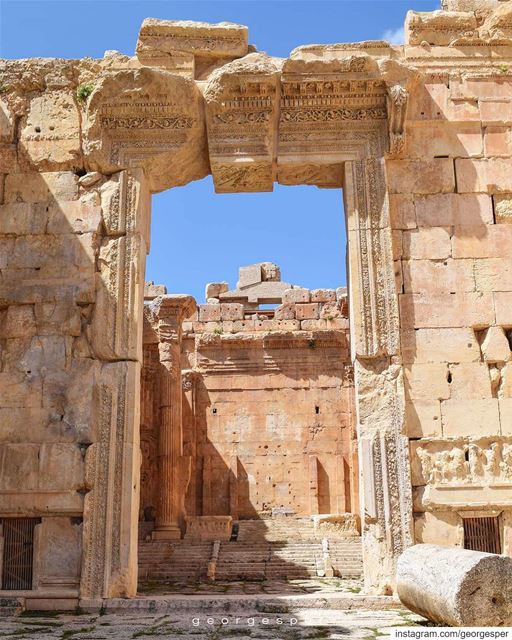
[137,179,360,585]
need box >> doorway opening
[137,177,361,592]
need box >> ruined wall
[3,0,512,602]
[140,288,357,522]
[388,7,512,555]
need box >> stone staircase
[138,540,212,582]
[138,516,363,585]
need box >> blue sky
[1,0,438,301]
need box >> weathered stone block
[495,292,512,325]
[494,194,512,224]
[480,326,510,363]
[274,303,295,320]
[401,328,482,364]
[389,194,417,230]
[415,193,493,227]
[199,304,221,322]
[0,305,37,338]
[19,90,82,172]
[447,363,493,399]
[474,258,512,291]
[300,319,327,330]
[452,225,512,258]
[406,123,483,158]
[282,288,310,303]
[47,201,102,235]
[0,202,48,234]
[455,158,512,193]
[484,126,512,157]
[34,517,82,590]
[387,159,455,195]
[402,228,451,260]
[310,289,336,303]
[220,303,244,321]
[441,399,500,437]
[319,301,342,319]
[295,303,321,320]
[498,398,512,435]
[403,259,474,294]
[399,293,494,329]
[405,401,442,438]
[4,172,78,203]
[205,282,228,300]
[403,364,450,401]
[480,99,512,124]
[413,512,461,547]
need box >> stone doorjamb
[79,59,416,602]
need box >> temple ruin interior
[138,262,361,584]
[1,0,512,615]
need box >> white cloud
[381,26,405,45]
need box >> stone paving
[0,581,429,639]
[138,577,365,595]
[0,607,426,639]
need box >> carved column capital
[146,295,196,373]
[182,369,199,391]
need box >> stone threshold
[80,593,401,613]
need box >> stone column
[147,295,196,540]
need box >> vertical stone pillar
[148,295,196,540]
[344,158,413,593]
[182,369,198,518]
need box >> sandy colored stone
[413,511,462,546]
[19,90,82,171]
[480,325,511,362]
[456,158,512,193]
[84,67,209,193]
[399,292,495,329]
[404,364,450,401]
[401,328,482,364]
[447,363,494,399]
[494,193,512,223]
[405,401,442,438]
[136,19,248,76]
[405,10,478,46]
[402,227,451,260]
[415,193,493,227]
[441,399,501,436]
[397,543,512,626]
[403,259,474,294]
[495,291,512,324]
[387,158,455,194]
[283,288,310,304]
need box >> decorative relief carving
[415,440,512,486]
[204,54,281,192]
[386,84,408,157]
[84,67,208,192]
[345,159,398,358]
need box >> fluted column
[147,295,196,540]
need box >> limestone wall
[3,0,512,602]
[140,291,357,522]
[0,164,148,598]
[388,69,512,553]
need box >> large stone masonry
[1,0,512,606]
[140,267,357,526]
